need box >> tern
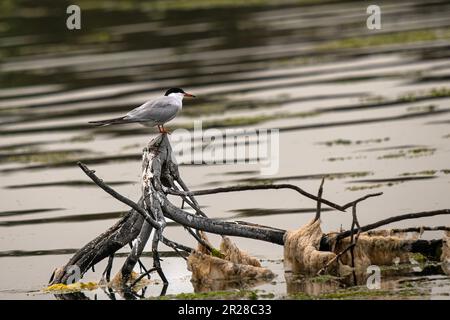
[88,87,195,134]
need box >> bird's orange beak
[184,93,196,98]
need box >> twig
[317,203,363,276]
[129,268,158,288]
[166,184,382,213]
[314,178,325,222]
[349,203,361,285]
[317,242,356,275]
[128,243,150,277]
[335,209,450,241]
[160,236,191,260]
[152,232,168,284]
[77,162,160,230]
[174,176,205,217]
[184,227,214,253]
[234,220,285,232]
[102,254,114,282]
[341,192,383,210]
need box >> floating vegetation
[398,87,450,102]
[320,137,389,147]
[406,105,436,113]
[155,289,265,300]
[378,147,436,159]
[43,282,98,293]
[409,148,436,156]
[318,28,450,51]
[442,169,450,175]
[327,156,351,162]
[290,285,421,300]
[326,156,366,162]
[399,170,437,177]
[430,87,450,98]
[359,95,387,104]
[69,133,95,143]
[346,174,438,191]
[346,182,400,192]
[325,172,371,180]
[322,139,352,146]
[310,274,341,284]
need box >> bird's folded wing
[125,97,178,123]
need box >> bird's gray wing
[124,96,179,124]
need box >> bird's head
[165,87,196,99]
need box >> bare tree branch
[335,209,450,241]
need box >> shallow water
[1,0,450,299]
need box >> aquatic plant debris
[187,234,275,283]
[284,219,448,281]
[284,219,338,275]
[43,281,98,293]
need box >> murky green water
[1,0,450,299]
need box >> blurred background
[0,0,449,299]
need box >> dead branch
[78,162,159,230]
[50,133,448,289]
[314,178,325,222]
[367,226,450,234]
[166,184,382,212]
[334,209,450,241]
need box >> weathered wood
[50,200,145,284]
[50,133,448,285]
[120,221,153,282]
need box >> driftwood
[49,134,449,290]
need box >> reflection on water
[1,0,450,299]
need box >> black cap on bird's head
[165,87,196,98]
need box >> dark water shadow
[0,154,141,174]
[0,208,62,218]
[5,180,134,189]
[0,211,125,227]
[229,207,333,219]
[208,171,372,186]
[278,109,450,134]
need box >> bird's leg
[160,125,171,135]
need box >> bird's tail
[88,116,131,127]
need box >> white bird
[88,87,195,134]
